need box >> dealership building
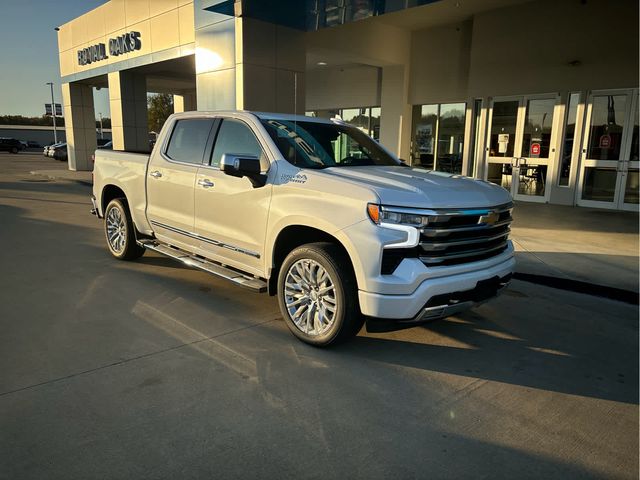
[57,0,638,211]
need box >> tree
[147,93,173,133]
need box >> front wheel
[277,242,363,346]
[104,198,145,260]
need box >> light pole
[45,82,58,144]
[99,112,104,139]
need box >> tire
[104,198,145,261]
[277,242,363,346]
[10,147,17,154]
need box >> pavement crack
[0,317,279,399]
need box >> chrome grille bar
[418,203,512,266]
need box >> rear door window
[165,118,215,164]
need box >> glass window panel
[412,104,438,169]
[522,98,555,159]
[624,169,639,204]
[559,93,580,186]
[341,108,370,133]
[489,101,519,158]
[166,119,214,164]
[210,119,265,168]
[517,164,547,196]
[582,167,617,202]
[586,94,627,160]
[630,102,639,162]
[436,103,466,174]
[370,107,381,140]
[487,163,512,191]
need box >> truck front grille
[418,203,513,267]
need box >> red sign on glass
[599,134,612,149]
[530,143,541,156]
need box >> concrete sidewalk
[511,202,638,293]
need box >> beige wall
[467,0,639,97]
[306,65,381,111]
[57,0,195,78]
[409,20,472,105]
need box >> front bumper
[358,254,515,320]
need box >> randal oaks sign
[77,32,141,66]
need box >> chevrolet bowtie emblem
[479,211,499,225]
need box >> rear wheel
[277,242,363,346]
[104,198,145,260]
[10,147,17,154]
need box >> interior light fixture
[317,61,328,66]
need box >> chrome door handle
[149,170,162,178]
[198,179,214,188]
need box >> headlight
[366,204,426,248]
[367,204,431,227]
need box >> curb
[513,272,639,305]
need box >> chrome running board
[138,239,267,292]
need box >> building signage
[530,142,541,157]
[77,31,141,66]
[599,133,612,149]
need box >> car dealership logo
[77,31,141,66]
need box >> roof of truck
[170,110,344,125]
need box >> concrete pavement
[1,151,637,479]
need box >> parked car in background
[19,141,28,150]
[0,138,24,154]
[51,143,68,161]
[27,141,41,148]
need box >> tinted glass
[166,119,214,164]
[261,119,399,168]
[559,93,580,186]
[489,101,519,158]
[412,104,438,169]
[211,119,265,168]
[522,98,555,159]
[587,94,627,160]
[436,103,466,174]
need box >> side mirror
[220,154,267,187]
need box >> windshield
[261,118,400,169]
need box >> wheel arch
[268,224,359,296]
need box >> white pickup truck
[92,111,515,346]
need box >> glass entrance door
[486,95,559,202]
[577,89,639,211]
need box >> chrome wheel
[106,205,126,254]
[284,259,337,336]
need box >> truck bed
[93,149,151,233]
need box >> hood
[315,166,512,209]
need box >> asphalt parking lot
[0,152,638,479]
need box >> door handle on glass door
[149,170,162,178]
[198,179,214,188]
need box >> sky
[0,0,110,118]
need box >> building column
[194,11,304,113]
[61,82,97,171]
[235,17,305,114]
[108,71,149,151]
[380,65,412,161]
[173,92,197,112]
